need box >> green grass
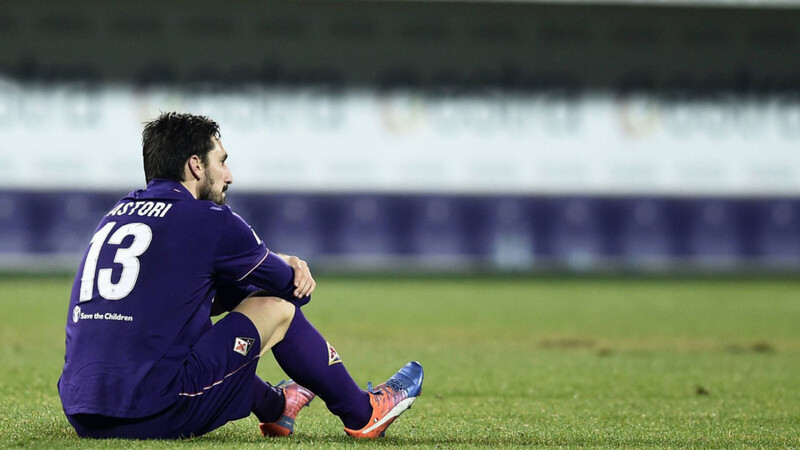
[1,275,799,448]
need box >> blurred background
[1,0,799,275]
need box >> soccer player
[58,112,423,439]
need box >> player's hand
[283,255,316,298]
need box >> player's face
[198,137,232,205]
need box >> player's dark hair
[142,112,221,183]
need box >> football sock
[251,376,285,423]
[271,307,372,430]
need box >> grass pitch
[0,275,799,448]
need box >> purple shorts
[66,312,262,439]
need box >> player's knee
[236,296,295,324]
[234,296,296,349]
[264,297,295,325]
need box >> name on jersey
[107,201,173,218]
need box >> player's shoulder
[191,199,230,213]
[193,203,258,237]
[170,200,235,229]
[190,201,254,229]
[223,205,253,229]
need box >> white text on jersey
[107,201,173,218]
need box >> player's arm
[275,253,316,299]
[238,251,313,307]
[210,282,260,316]
[210,253,315,314]
[215,209,315,306]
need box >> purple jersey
[59,179,304,418]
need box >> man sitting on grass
[58,112,423,439]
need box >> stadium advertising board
[1,82,799,196]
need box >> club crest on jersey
[327,341,342,366]
[233,337,255,356]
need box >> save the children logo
[70,307,134,323]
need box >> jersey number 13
[79,222,153,301]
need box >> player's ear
[186,155,204,181]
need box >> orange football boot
[259,380,315,437]
[344,361,424,439]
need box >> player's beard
[198,172,227,205]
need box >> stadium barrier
[3,190,799,274]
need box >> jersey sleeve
[213,209,270,280]
[241,252,311,306]
[214,209,310,306]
